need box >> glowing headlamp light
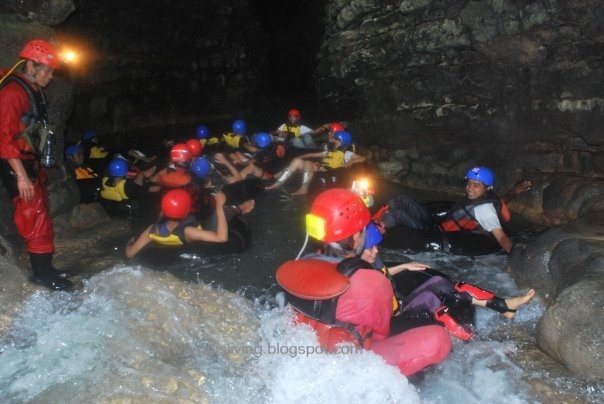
[306,213,327,241]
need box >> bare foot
[238,200,255,215]
[503,289,536,319]
[291,186,308,196]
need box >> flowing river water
[0,181,602,403]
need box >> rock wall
[316,0,604,190]
[316,2,604,379]
[58,0,268,143]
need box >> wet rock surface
[508,173,604,380]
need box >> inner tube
[221,178,265,205]
[380,201,502,256]
[137,216,252,265]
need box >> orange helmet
[170,143,192,163]
[288,109,301,118]
[186,139,202,156]
[161,189,192,219]
[19,39,60,69]
[306,188,370,242]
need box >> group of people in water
[0,38,536,380]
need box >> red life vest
[276,258,452,376]
[439,192,511,232]
[276,259,390,351]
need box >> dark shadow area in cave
[249,0,328,117]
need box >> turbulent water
[0,186,602,403]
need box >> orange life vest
[439,193,511,232]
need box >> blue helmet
[334,131,352,148]
[191,157,211,178]
[108,158,128,177]
[232,119,246,135]
[64,144,83,158]
[83,130,97,142]
[252,132,271,149]
[196,125,209,140]
[364,222,383,250]
[465,166,495,187]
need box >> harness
[148,215,199,246]
[438,191,510,232]
[0,74,48,158]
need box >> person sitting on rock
[124,188,228,258]
[266,130,365,195]
[80,130,110,174]
[373,166,531,253]
[64,144,101,204]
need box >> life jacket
[89,145,109,159]
[0,72,47,158]
[284,123,302,138]
[159,166,191,189]
[148,215,199,246]
[74,166,98,180]
[100,177,128,201]
[338,257,401,314]
[221,132,245,149]
[321,149,346,169]
[206,137,220,146]
[276,259,388,351]
[438,191,511,232]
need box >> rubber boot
[434,305,473,341]
[30,253,73,291]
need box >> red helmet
[170,143,192,163]
[19,39,60,69]
[306,188,370,242]
[329,123,345,133]
[288,109,301,118]
[186,139,202,156]
[161,189,192,219]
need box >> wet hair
[323,235,355,258]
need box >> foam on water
[1,252,599,403]
[0,265,419,403]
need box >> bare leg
[266,157,305,190]
[238,199,255,214]
[502,289,536,319]
[292,161,317,195]
[472,289,536,319]
[240,164,262,179]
